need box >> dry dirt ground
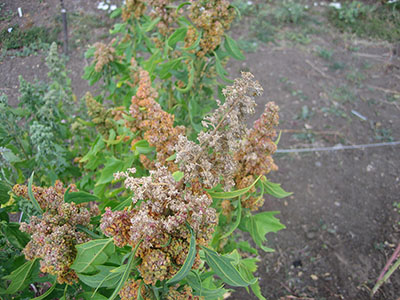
[1,1,399,299]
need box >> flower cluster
[101,165,216,284]
[148,0,177,36]
[13,181,99,284]
[85,92,117,138]
[175,72,261,191]
[127,68,185,172]
[188,0,236,57]
[122,0,146,21]
[92,39,116,72]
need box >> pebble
[315,161,322,167]
[311,274,319,281]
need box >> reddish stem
[377,242,400,282]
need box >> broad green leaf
[2,259,38,294]
[84,47,95,59]
[168,27,187,48]
[78,265,123,288]
[64,190,99,204]
[71,239,115,274]
[80,135,105,163]
[241,212,285,252]
[263,179,292,198]
[207,175,262,199]
[224,34,245,60]
[95,157,125,186]
[31,277,56,300]
[28,172,43,214]
[202,247,256,287]
[237,241,258,255]
[2,222,30,249]
[186,271,228,299]
[109,241,142,300]
[166,226,196,285]
[172,171,184,182]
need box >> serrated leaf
[167,226,196,285]
[207,175,261,199]
[202,247,256,287]
[2,259,38,294]
[224,34,245,60]
[263,180,292,198]
[241,212,285,252]
[71,239,115,274]
[64,190,99,204]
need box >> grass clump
[0,25,57,50]
[328,1,400,42]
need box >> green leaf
[166,153,176,162]
[184,30,202,51]
[110,7,122,19]
[85,47,95,59]
[166,226,196,285]
[108,241,142,300]
[31,277,56,300]
[80,135,105,163]
[168,27,187,48]
[220,200,241,239]
[176,2,191,13]
[2,222,30,249]
[241,212,285,252]
[71,239,115,274]
[224,34,245,60]
[110,23,126,34]
[250,280,266,300]
[186,271,228,299]
[0,182,11,204]
[172,171,184,182]
[64,190,99,204]
[207,175,262,199]
[95,157,125,186]
[202,247,256,287]
[144,17,161,32]
[2,259,38,294]
[159,58,183,79]
[77,292,109,300]
[175,60,194,93]
[262,179,292,198]
[78,265,124,288]
[28,172,43,214]
[213,52,233,83]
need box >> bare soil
[1,1,399,299]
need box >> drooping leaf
[207,175,262,199]
[166,226,196,285]
[202,247,256,287]
[71,239,115,274]
[64,190,99,204]
[262,179,292,199]
[108,241,142,300]
[2,259,38,294]
[224,34,245,60]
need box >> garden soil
[1,0,399,299]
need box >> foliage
[0,25,57,50]
[328,1,400,42]
[0,1,291,299]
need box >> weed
[284,31,311,45]
[316,47,333,61]
[296,105,313,120]
[328,1,400,42]
[321,105,349,119]
[232,0,256,16]
[0,25,57,50]
[293,131,315,143]
[329,61,346,71]
[330,86,356,103]
[237,38,259,53]
[375,128,394,142]
[346,69,366,85]
[272,0,308,24]
[0,3,15,22]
